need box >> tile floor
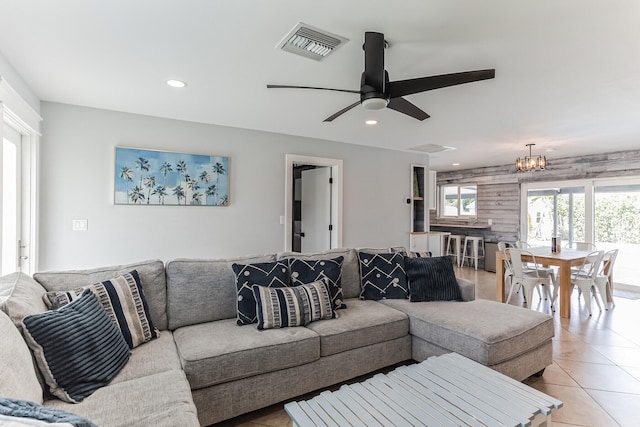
[213,266,640,427]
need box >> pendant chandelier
[515,143,547,172]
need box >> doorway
[284,154,342,252]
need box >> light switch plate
[72,219,88,231]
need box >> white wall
[39,102,428,270]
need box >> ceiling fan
[267,31,495,122]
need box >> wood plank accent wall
[430,149,640,262]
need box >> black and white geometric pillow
[288,256,345,310]
[358,252,409,300]
[232,261,289,325]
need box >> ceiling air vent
[276,22,348,61]
[409,144,456,154]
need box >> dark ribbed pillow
[288,256,345,310]
[232,261,289,325]
[405,256,463,302]
[358,252,408,300]
[22,291,130,403]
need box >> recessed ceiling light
[452,163,460,166]
[365,119,378,125]
[166,79,187,88]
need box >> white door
[2,125,22,275]
[301,167,331,253]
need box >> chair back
[508,248,540,278]
[565,242,597,251]
[515,241,531,249]
[600,249,619,278]
[573,250,604,280]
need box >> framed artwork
[115,147,229,206]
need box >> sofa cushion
[232,261,289,325]
[0,272,48,329]
[166,254,275,329]
[305,298,409,357]
[33,259,168,331]
[379,299,554,365]
[110,331,182,385]
[405,256,462,302]
[358,252,408,300]
[253,280,334,330]
[173,318,320,390]
[289,257,346,310]
[278,248,361,300]
[45,369,199,427]
[43,270,159,349]
[0,310,43,404]
[22,291,130,403]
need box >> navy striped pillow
[22,290,130,403]
[252,279,335,330]
[405,256,463,302]
[42,270,158,349]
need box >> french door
[1,124,22,275]
[522,178,640,289]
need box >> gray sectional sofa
[0,247,554,426]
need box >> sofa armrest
[457,278,475,301]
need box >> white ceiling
[1,0,640,171]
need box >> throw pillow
[0,397,96,427]
[288,256,346,310]
[405,256,463,302]
[358,252,409,300]
[42,270,158,349]
[22,291,130,403]
[232,261,289,325]
[252,279,334,330]
[406,251,432,258]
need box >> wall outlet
[72,219,88,231]
[488,219,493,226]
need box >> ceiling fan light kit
[515,143,547,172]
[268,30,495,122]
[362,97,388,110]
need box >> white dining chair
[593,249,618,311]
[506,248,556,312]
[571,250,605,316]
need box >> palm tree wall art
[115,147,229,206]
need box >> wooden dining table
[495,247,594,318]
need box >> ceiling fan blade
[363,32,386,92]
[323,101,361,122]
[387,69,495,98]
[266,84,360,94]
[387,97,430,121]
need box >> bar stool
[462,236,485,270]
[446,235,464,267]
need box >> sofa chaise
[0,247,554,426]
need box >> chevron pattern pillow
[232,261,289,325]
[22,291,130,403]
[42,270,158,349]
[252,279,334,330]
[288,256,345,310]
[358,252,409,300]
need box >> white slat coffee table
[285,353,562,427]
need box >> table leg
[496,251,505,302]
[559,261,571,318]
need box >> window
[440,184,477,217]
